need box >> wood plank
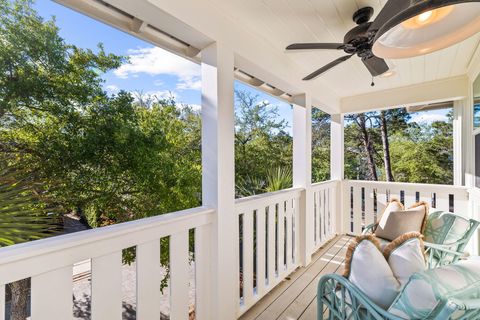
[31,266,73,320]
[256,208,267,298]
[343,183,352,234]
[277,201,285,277]
[91,251,122,320]
[321,190,327,241]
[404,190,417,209]
[254,236,352,320]
[317,190,323,243]
[238,235,343,320]
[277,237,351,320]
[0,284,4,320]
[435,193,450,212]
[170,231,189,320]
[195,224,212,320]
[294,198,301,265]
[298,240,351,320]
[364,186,374,229]
[352,186,362,235]
[243,211,255,307]
[285,202,293,272]
[327,188,334,238]
[136,240,161,320]
[267,204,276,287]
[314,191,320,246]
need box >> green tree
[344,107,453,185]
[0,163,60,320]
[0,0,204,310]
[311,109,331,182]
[234,89,292,197]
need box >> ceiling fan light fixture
[380,70,396,78]
[372,1,480,59]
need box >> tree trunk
[380,111,394,182]
[358,114,378,181]
[10,279,29,320]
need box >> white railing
[343,180,470,235]
[0,206,214,320]
[235,187,302,316]
[0,180,476,319]
[468,188,480,255]
[311,180,340,252]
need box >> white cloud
[153,79,164,87]
[105,84,119,93]
[115,47,201,91]
[410,113,448,124]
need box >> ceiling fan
[286,6,388,81]
[286,0,480,81]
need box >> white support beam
[330,114,345,235]
[453,100,466,186]
[201,42,237,320]
[330,114,344,181]
[341,76,469,114]
[293,94,313,266]
[464,78,476,188]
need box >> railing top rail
[0,206,214,267]
[468,187,480,198]
[235,187,303,207]
[311,179,340,188]
[344,179,469,193]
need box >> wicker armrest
[362,223,377,235]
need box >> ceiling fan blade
[362,55,389,77]
[286,43,345,50]
[303,54,353,81]
[368,0,409,33]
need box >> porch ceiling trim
[57,0,341,112]
[340,75,469,114]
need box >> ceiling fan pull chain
[371,76,375,87]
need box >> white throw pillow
[344,236,401,309]
[384,232,426,286]
[344,233,427,310]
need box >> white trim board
[340,75,469,114]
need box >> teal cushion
[388,260,480,319]
[424,211,470,247]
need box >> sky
[33,0,449,131]
[33,0,293,129]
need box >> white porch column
[330,114,345,234]
[201,42,237,320]
[453,100,464,186]
[330,114,344,181]
[293,94,313,266]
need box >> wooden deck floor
[239,235,354,320]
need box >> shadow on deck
[239,235,353,320]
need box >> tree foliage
[344,109,453,184]
[234,90,293,196]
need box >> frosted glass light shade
[372,2,480,59]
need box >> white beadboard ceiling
[207,0,480,98]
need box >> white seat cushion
[388,260,480,319]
